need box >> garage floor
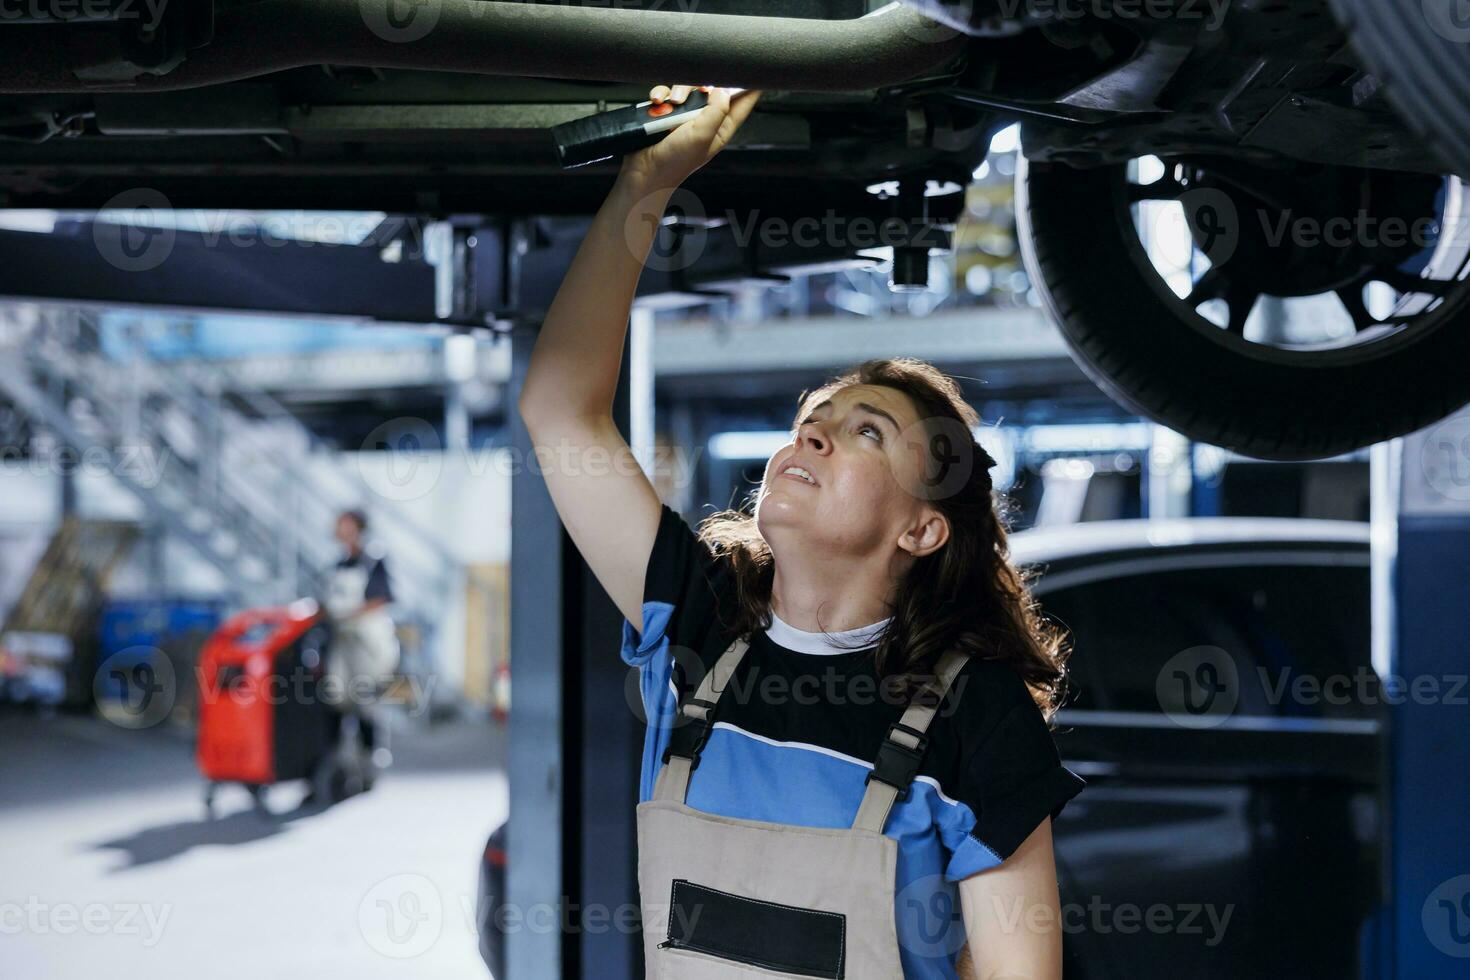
[0,709,507,980]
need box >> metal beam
[0,224,439,323]
[0,0,963,94]
[650,304,1069,376]
[1372,410,1470,975]
[0,197,923,327]
[507,321,567,977]
[205,344,513,393]
[507,322,644,979]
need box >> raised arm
[517,84,762,632]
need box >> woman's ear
[897,508,950,559]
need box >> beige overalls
[636,635,970,978]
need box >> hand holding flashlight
[549,84,761,189]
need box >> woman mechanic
[519,84,1085,979]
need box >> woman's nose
[796,425,830,454]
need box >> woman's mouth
[780,465,818,486]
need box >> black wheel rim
[1118,156,1470,367]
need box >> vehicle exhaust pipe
[0,0,968,94]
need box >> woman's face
[334,515,361,550]
[755,383,942,561]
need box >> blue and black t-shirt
[622,503,1086,978]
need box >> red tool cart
[195,602,338,814]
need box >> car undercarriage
[0,0,1467,458]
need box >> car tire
[1015,155,1470,460]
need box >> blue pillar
[507,321,568,980]
[507,313,646,980]
[1375,407,1470,976]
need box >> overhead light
[989,124,1021,154]
[444,332,477,383]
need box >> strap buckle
[678,697,717,724]
[863,720,930,802]
[660,696,718,771]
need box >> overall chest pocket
[657,879,847,979]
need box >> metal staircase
[0,303,460,652]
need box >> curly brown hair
[693,357,1071,723]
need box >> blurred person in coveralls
[320,508,400,786]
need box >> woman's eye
[858,424,882,442]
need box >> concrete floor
[0,707,507,980]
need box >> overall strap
[652,636,751,803]
[851,649,969,833]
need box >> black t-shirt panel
[636,502,1085,852]
[336,552,393,603]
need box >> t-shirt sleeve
[621,503,730,668]
[620,504,737,804]
[365,557,393,603]
[943,690,1086,880]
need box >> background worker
[320,508,399,781]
